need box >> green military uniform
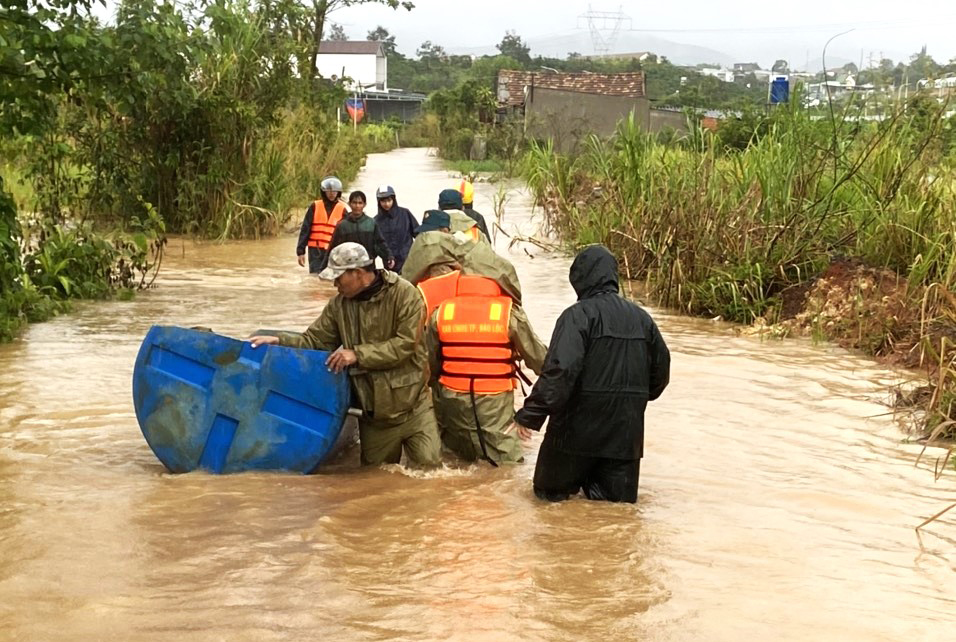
[276,270,440,467]
[401,231,523,303]
[445,208,488,242]
[425,304,547,464]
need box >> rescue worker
[510,245,670,502]
[249,243,441,468]
[327,190,394,269]
[457,180,491,240]
[402,215,523,317]
[437,189,487,243]
[424,270,546,465]
[296,175,346,273]
[374,185,418,273]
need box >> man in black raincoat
[510,245,670,503]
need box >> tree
[305,0,415,78]
[416,40,446,61]
[469,54,519,85]
[908,46,939,80]
[327,21,347,40]
[367,25,398,56]
[497,30,530,65]
[0,0,104,136]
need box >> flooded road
[1,147,955,641]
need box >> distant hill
[804,55,856,73]
[446,30,736,68]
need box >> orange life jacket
[418,270,460,318]
[418,270,504,319]
[436,280,515,395]
[307,200,346,250]
[465,225,482,242]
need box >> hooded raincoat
[444,209,488,242]
[375,196,418,272]
[401,232,522,303]
[515,245,670,461]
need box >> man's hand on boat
[325,347,357,373]
[249,335,279,348]
[247,337,355,372]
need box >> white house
[317,41,387,90]
[699,67,735,83]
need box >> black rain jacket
[515,245,670,460]
[463,206,491,240]
[375,197,419,272]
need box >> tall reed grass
[220,109,396,239]
[523,98,956,438]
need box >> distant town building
[495,69,725,149]
[587,51,657,63]
[496,70,650,151]
[317,41,387,90]
[699,67,736,83]
[733,62,761,74]
[317,41,425,123]
[805,74,876,105]
[917,75,956,96]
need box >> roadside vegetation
[1,0,400,341]
[520,92,956,441]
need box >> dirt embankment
[757,259,956,439]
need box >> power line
[577,5,631,56]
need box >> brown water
[2,147,955,641]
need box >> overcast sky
[330,0,955,68]
[92,1,955,70]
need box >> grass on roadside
[443,159,508,175]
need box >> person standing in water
[374,185,418,273]
[327,190,394,269]
[250,243,441,467]
[509,245,670,503]
[296,175,346,273]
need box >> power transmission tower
[577,5,631,56]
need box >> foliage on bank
[1,1,396,341]
[521,95,956,439]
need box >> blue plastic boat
[132,325,351,474]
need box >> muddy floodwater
[2,148,955,641]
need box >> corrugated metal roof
[318,41,384,56]
[496,70,646,107]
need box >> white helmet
[320,176,343,192]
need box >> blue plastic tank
[132,325,351,474]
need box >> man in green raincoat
[401,220,546,464]
[437,189,488,243]
[424,286,547,465]
[401,225,522,303]
[250,243,440,467]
